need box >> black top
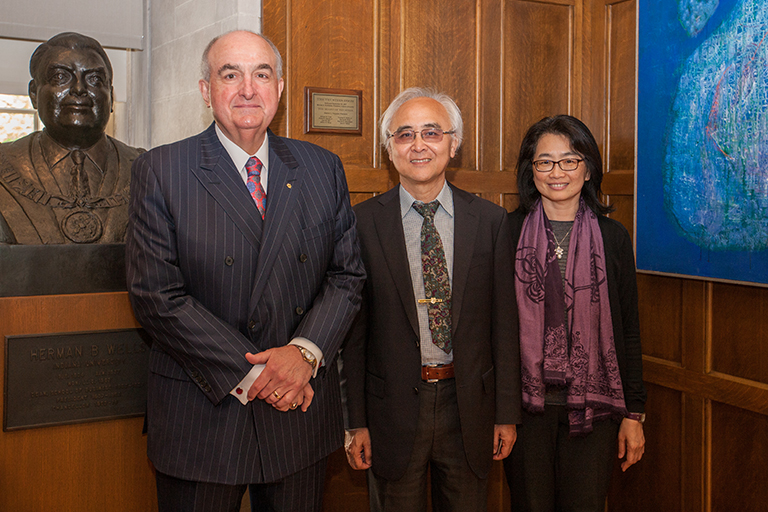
[508,208,647,413]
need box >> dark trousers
[504,406,619,512]
[368,379,487,512]
[155,457,328,512]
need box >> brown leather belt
[421,363,455,382]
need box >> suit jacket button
[248,320,256,330]
[225,256,234,266]
[299,253,308,263]
[295,306,304,315]
[413,387,419,394]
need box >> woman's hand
[618,417,645,471]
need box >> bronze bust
[0,32,144,244]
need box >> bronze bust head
[0,32,144,244]
[29,32,114,151]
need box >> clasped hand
[245,346,314,412]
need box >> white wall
[146,0,263,147]
[0,0,144,49]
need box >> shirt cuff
[229,364,265,405]
[289,337,323,378]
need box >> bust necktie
[246,156,266,219]
[413,201,452,353]
[70,150,89,201]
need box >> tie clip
[418,297,443,304]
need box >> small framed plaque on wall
[304,87,363,135]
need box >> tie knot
[413,200,439,220]
[246,156,263,177]
[71,150,85,165]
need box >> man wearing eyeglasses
[340,87,521,511]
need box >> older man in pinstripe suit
[126,31,364,512]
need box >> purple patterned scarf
[514,199,627,435]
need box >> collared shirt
[39,130,111,197]
[400,181,455,365]
[215,124,271,194]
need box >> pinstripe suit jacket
[126,123,364,485]
[341,184,522,481]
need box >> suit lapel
[190,124,264,250]
[249,132,300,308]
[373,187,420,339]
[449,185,479,337]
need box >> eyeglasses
[387,128,455,145]
[532,158,583,173]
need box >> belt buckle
[425,363,439,383]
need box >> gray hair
[200,31,283,82]
[379,87,463,153]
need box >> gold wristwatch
[295,345,318,371]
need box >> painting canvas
[636,0,768,286]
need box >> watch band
[626,412,646,423]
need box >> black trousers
[504,406,619,512]
[368,379,488,512]
[155,457,328,512]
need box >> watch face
[300,348,317,368]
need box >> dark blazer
[341,183,522,481]
[126,124,364,485]
[508,209,646,413]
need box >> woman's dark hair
[516,115,613,216]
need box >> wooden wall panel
[601,0,636,236]
[604,0,635,173]
[637,274,683,363]
[711,401,768,512]
[265,0,390,199]
[504,1,575,171]
[608,383,683,512]
[479,0,503,173]
[287,0,377,168]
[0,293,155,512]
[711,283,768,384]
[400,1,478,172]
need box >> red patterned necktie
[413,201,452,353]
[246,156,266,219]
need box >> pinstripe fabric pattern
[126,123,364,485]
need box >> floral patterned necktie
[413,201,452,353]
[246,156,266,219]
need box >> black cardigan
[508,209,647,414]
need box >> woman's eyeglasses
[532,158,583,173]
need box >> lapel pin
[286,183,292,189]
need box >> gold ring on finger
[290,402,298,410]
[273,390,281,400]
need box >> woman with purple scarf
[503,115,647,512]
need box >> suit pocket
[302,219,334,240]
[482,366,495,395]
[365,371,386,399]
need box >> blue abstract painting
[637,0,768,286]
